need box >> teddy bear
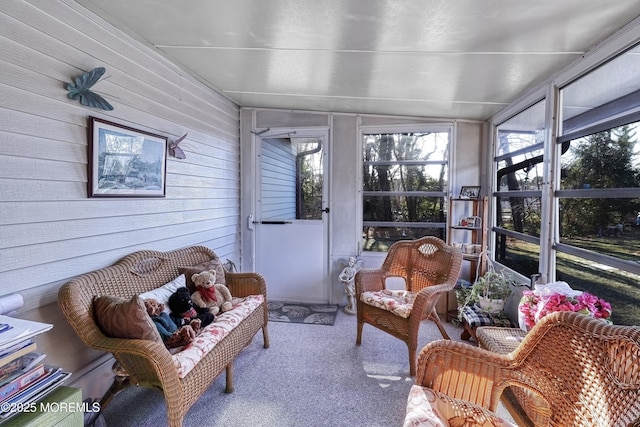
[190,270,234,315]
[168,286,214,329]
[144,298,198,348]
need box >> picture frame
[459,185,481,199]
[88,116,167,197]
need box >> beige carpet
[101,310,517,426]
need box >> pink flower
[519,290,612,329]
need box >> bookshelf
[447,196,489,282]
[0,315,75,425]
[446,196,489,321]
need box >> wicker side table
[459,305,514,341]
[476,326,550,427]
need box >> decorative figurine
[66,67,114,110]
[336,256,363,315]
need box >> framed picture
[88,116,167,197]
[459,186,481,199]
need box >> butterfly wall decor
[66,67,114,111]
[168,133,188,159]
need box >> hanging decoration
[66,67,114,111]
[168,133,188,159]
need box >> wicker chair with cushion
[404,311,640,427]
[355,236,463,376]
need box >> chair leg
[408,346,416,376]
[262,325,270,348]
[431,308,451,340]
[356,321,363,345]
[225,364,234,393]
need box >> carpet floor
[101,310,516,427]
[267,301,338,325]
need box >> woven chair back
[381,236,459,292]
[512,311,640,426]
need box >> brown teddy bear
[190,270,233,315]
[144,298,199,348]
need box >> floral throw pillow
[404,385,517,427]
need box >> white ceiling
[74,1,640,121]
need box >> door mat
[267,301,338,326]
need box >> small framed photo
[88,117,167,197]
[459,186,481,199]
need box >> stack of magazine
[0,314,70,422]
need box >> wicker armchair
[355,236,462,376]
[409,311,640,427]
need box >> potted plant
[457,269,514,318]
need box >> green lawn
[506,234,640,326]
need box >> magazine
[0,316,52,352]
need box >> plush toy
[190,270,234,315]
[144,298,197,348]
[168,287,214,329]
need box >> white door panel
[256,221,325,302]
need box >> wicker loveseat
[58,246,269,427]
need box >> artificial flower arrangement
[518,281,612,330]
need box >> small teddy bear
[191,270,234,315]
[168,287,214,329]
[144,298,197,348]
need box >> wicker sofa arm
[224,271,267,298]
[415,339,513,411]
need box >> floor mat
[267,301,338,325]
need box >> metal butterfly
[66,67,114,111]
[168,133,188,159]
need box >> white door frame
[249,126,330,303]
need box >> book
[0,339,33,359]
[0,352,46,385]
[0,364,46,402]
[0,315,52,352]
[0,359,22,383]
[0,341,37,367]
[18,352,46,372]
[0,366,70,419]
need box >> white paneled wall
[0,0,240,394]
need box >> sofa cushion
[172,294,264,378]
[404,385,517,427]
[139,274,186,314]
[360,289,416,318]
[178,257,226,292]
[93,295,163,345]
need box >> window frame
[358,123,454,254]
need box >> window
[361,128,450,252]
[489,35,640,327]
[493,100,546,277]
[555,45,640,325]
